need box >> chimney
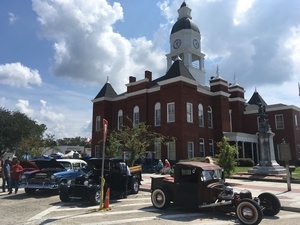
[129,76,136,83]
[145,70,152,82]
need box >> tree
[216,136,238,177]
[0,108,47,157]
[56,136,91,147]
[107,118,174,166]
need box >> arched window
[117,110,123,130]
[133,106,139,127]
[207,106,213,128]
[154,102,161,126]
[198,104,204,127]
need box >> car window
[59,162,72,170]
[202,169,221,181]
[73,163,81,170]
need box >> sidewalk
[140,173,300,213]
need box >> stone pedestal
[248,126,286,175]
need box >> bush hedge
[236,158,255,167]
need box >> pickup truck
[151,161,281,225]
[59,158,142,205]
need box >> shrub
[236,158,255,167]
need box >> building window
[167,141,176,160]
[155,102,161,126]
[187,142,194,159]
[229,109,232,132]
[118,110,123,130]
[187,102,193,123]
[207,106,213,128]
[133,106,139,127]
[208,139,214,157]
[199,138,205,157]
[95,145,100,158]
[275,114,284,129]
[198,104,204,127]
[154,140,161,159]
[95,116,101,131]
[295,115,298,129]
[167,102,175,123]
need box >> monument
[248,104,286,175]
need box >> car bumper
[19,183,58,189]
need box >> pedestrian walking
[2,159,11,192]
[9,160,23,194]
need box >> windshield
[202,169,222,181]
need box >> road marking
[26,204,62,221]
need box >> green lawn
[232,166,300,182]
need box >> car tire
[90,188,101,205]
[59,186,70,202]
[25,188,36,194]
[236,199,263,225]
[130,178,139,194]
[258,192,281,216]
[151,187,170,209]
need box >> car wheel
[258,192,281,216]
[130,178,139,194]
[25,188,36,194]
[90,188,101,205]
[236,199,263,225]
[151,187,170,209]
[59,186,70,202]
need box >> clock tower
[166,1,205,85]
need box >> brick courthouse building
[92,2,300,165]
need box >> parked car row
[19,157,142,205]
[20,158,87,194]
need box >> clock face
[173,39,181,49]
[193,39,199,49]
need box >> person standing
[2,159,11,193]
[119,162,131,198]
[161,159,171,174]
[9,160,23,194]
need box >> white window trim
[167,102,175,123]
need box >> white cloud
[0,62,42,88]
[8,12,18,24]
[30,0,166,94]
[15,99,34,116]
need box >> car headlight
[21,175,26,180]
[84,180,89,186]
[50,175,56,180]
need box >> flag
[103,119,108,140]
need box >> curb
[281,206,300,213]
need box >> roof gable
[94,82,117,99]
[152,59,195,85]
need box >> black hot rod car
[151,161,281,225]
[59,158,142,205]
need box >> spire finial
[106,76,110,83]
[216,65,220,78]
[233,73,238,85]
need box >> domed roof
[171,17,200,34]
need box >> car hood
[31,159,65,170]
[20,160,39,172]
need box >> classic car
[151,161,281,225]
[59,158,142,205]
[20,158,87,194]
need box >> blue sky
[1,0,300,139]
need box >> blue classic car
[20,158,87,194]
